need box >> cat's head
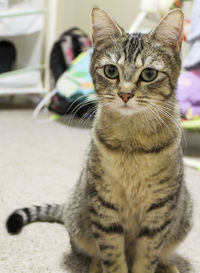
[90,8,183,117]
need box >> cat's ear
[149,9,184,52]
[92,8,125,48]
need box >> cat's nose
[118,92,134,103]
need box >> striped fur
[6,8,192,273]
[7,204,63,234]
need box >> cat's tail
[6,204,64,234]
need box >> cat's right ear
[92,8,125,48]
[149,9,184,52]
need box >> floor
[0,100,200,273]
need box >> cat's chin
[115,105,140,116]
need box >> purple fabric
[176,70,200,117]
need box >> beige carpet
[0,103,200,273]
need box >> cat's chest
[102,148,157,185]
[102,151,158,229]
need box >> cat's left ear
[149,9,184,52]
[92,8,125,48]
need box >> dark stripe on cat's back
[150,166,168,178]
[97,195,118,211]
[157,171,183,187]
[89,206,98,216]
[91,220,123,234]
[147,190,179,212]
[87,183,98,197]
[101,259,114,267]
[99,244,114,251]
[139,219,171,238]
[158,175,172,185]
[88,165,102,180]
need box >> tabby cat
[7,8,192,273]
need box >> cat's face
[90,8,183,117]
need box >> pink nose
[118,92,134,103]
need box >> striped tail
[6,204,64,234]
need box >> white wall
[56,0,152,38]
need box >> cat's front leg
[131,212,172,273]
[89,191,128,273]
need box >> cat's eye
[140,68,158,82]
[104,65,119,79]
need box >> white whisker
[67,99,97,127]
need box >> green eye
[104,65,119,79]
[140,68,158,82]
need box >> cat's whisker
[150,99,177,108]
[150,105,180,139]
[67,99,97,127]
[152,102,176,113]
[77,105,98,128]
[67,100,91,127]
[153,103,186,145]
[65,97,96,119]
[146,105,164,145]
[150,101,179,121]
[151,103,182,134]
[99,102,113,111]
[140,107,151,130]
[77,101,111,128]
[100,98,115,103]
[142,106,158,148]
[147,105,168,141]
[62,94,94,124]
[151,106,175,137]
[66,94,92,114]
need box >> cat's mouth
[119,104,131,108]
[113,100,145,116]
[118,104,133,110]
[116,104,138,115]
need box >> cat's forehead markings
[117,53,125,65]
[145,56,153,66]
[99,54,118,66]
[99,57,114,66]
[151,61,164,70]
[144,57,164,70]
[135,54,143,67]
[108,52,118,63]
